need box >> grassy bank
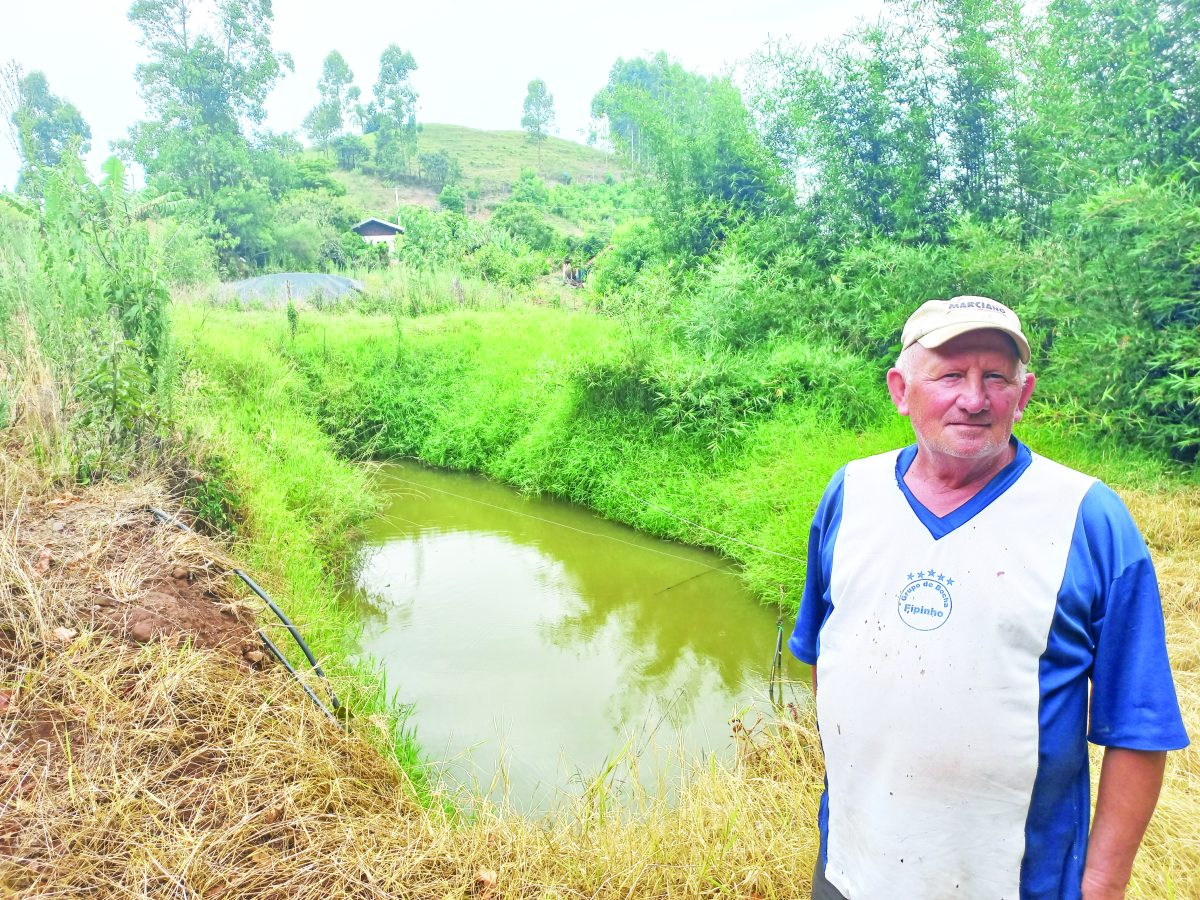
[173,297,1198,897]
[179,300,1181,610]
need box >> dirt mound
[11,485,262,663]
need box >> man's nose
[957,375,988,413]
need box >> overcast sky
[1,0,887,190]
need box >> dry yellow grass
[0,389,824,898]
[1117,488,1200,899]
[1,364,1195,897]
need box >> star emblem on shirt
[907,569,956,585]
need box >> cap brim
[915,323,1031,364]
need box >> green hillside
[417,123,620,191]
[328,124,624,219]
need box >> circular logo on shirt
[897,572,953,631]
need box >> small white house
[351,217,405,254]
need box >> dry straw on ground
[1,397,1196,897]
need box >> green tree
[304,50,356,149]
[753,1,1030,240]
[510,167,549,206]
[1027,0,1200,197]
[418,149,461,191]
[127,0,292,132]
[769,23,947,240]
[521,78,555,165]
[593,54,790,255]
[437,182,465,214]
[6,69,92,196]
[123,0,296,269]
[332,133,369,170]
[933,0,1025,222]
[372,44,419,179]
[491,200,555,250]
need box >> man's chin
[927,436,1010,461]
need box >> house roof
[351,217,405,234]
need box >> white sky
[1,0,887,190]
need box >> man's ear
[887,368,909,415]
[1013,372,1036,423]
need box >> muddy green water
[353,461,808,811]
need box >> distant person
[561,259,571,285]
[790,297,1188,899]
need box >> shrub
[674,248,803,350]
[510,168,550,207]
[490,201,556,252]
[148,217,219,287]
[438,183,465,214]
[1028,180,1200,461]
[576,335,886,455]
[588,218,664,296]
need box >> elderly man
[789,297,1188,900]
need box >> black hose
[233,569,341,711]
[258,629,338,723]
[147,505,343,723]
[769,620,784,707]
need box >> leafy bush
[391,205,480,269]
[148,216,219,286]
[490,200,556,251]
[0,153,173,479]
[419,149,462,191]
[438,183,465,214]
[588,218,664,296]
[463,238,544,287]
[272,219,325,270]
[674,248,804,349]
[510,168,550,207]
[577,334,885,454]
[1028,180,1200,460]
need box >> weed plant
[0,156,174,483]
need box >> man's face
[887,330,1035,464]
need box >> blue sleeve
[1076,484,1189,750]
[788,466,846,665]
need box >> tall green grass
[179,300,1181,614]
[175,306,428,775]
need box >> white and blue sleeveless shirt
[790,440,1187,900]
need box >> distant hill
[328,124,624,219]
[416,124,620,191]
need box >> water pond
[352,461,809,812]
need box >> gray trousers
[812,858,848,900]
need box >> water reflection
[353,460,808,811]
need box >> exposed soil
[2,480,271,768]
[14,488,261,657]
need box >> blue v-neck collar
[895,438,1033,540]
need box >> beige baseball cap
[901,296,1030,364]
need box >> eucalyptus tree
[304,50,357,149]
[591,53,672,169]
[5,69,91,196]
[371,44,419,179]
[520,78,555,165]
